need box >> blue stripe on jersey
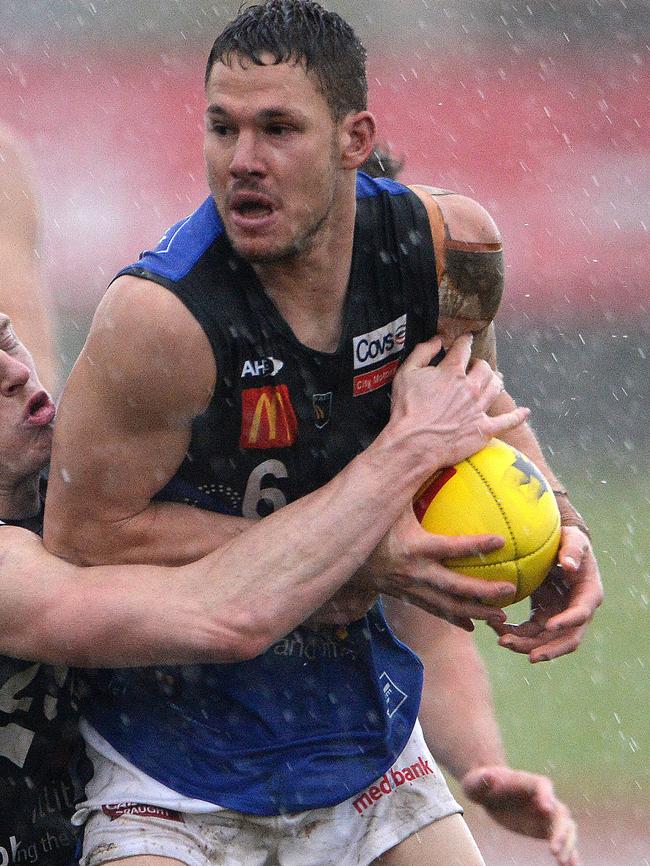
[355,171,409,199]
[115,196,224,284]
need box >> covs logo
[353,315,407,369]
[241,357,284,378]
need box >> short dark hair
[205,0,367,119]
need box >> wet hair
[359,145,403,180]
[205,0,367,120]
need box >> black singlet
[0,498,80,865]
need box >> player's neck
[0,472,41,521]
[254,190,356,353]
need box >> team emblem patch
[312,392,333,429]
[240,385,298,449]
[379,671,408,718]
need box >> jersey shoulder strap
[407,184,448,288]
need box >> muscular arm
[7,425,465,666]
[44,275,249,565]
[0,127,58,393]
[4,439,432,666]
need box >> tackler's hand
[491,527,602,662]
[306,503,514,629]
[388,334,530,473]
[355,503,515,631]
[461,765,581,866]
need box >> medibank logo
[240,385,298,449]
[352,756,434,815]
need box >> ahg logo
[353,315,407,370]
[241,357,284,378]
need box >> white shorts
[75,720,462,866]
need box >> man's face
[204,55,343,263]
[0,315,55,481]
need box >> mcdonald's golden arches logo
[240,385,298,449]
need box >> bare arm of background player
[313,189,602,657]
[419,187,602,658]
[385,598,580,866]
[0,127,59,394]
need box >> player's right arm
[44,275,246,565]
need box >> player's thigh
[98,858,187,866]
[371,813,485,866]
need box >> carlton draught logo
[102,803,184,822]
[240,385,298,449]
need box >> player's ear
[339,110,376,170]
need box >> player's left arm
[487,378,603,662]
[416,185,603,660]
[385,598,580,866]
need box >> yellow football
[413,438,561,605]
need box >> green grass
[473,453,650,805]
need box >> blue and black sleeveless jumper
[80,173,441,816]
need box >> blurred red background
[2,47,646,323]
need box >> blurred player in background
[361,146,581,863]
[0,126,59,394]
[43,2,601,865]
[0,124,577,864]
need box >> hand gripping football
[413,439,561,605]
